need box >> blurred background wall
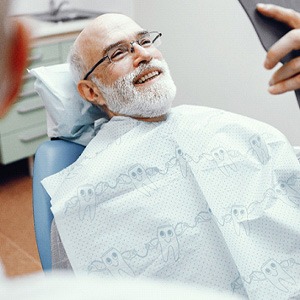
[10,0,300,145]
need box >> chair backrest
[32,139,85,271]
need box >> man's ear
[0,19,30,117]
[77,79,107,106]
[77,79,116,119]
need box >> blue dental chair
[31,0,300,272]
[32,139,85,270]
[30,62,104,271]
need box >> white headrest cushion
[30,63,107,146]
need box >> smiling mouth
[134,70,161,85]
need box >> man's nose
[131,43,152,67]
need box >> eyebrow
[102,30,149,55]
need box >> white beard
[92,59,177,118]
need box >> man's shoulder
[171,105,269,127]
[171,105,220,116]
[170,105,286,139]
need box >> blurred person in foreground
[0,0,30,118]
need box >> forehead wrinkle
[102,30,149,55]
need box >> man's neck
[106,109,167,122]
[132,114,167,122]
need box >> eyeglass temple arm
[83,56,108,80]
[152,32,162,44]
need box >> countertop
[18,15,98,41]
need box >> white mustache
[124,59,167,84]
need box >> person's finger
[256,3,300,28]
[264,29,300,69]
[268,73,300,94]
[269,56,300,85]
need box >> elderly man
[42,12,300,300]
[68,14,176,122]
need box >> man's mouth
[134,70,161,85]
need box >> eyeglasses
[83,31,162,80]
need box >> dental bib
[42,105,300,299]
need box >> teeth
[137,71,159,84]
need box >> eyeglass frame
[82,31,162,80]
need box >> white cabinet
[0,37,75,164]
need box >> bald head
[68,14,144,82]
[79,13,141,40]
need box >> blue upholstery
[32,139,85,271]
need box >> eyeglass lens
[107,32,162,62]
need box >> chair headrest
[30,63,107,146]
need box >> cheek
[153,49,164,60]
[100,64,130,86]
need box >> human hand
[256,3,300,94]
